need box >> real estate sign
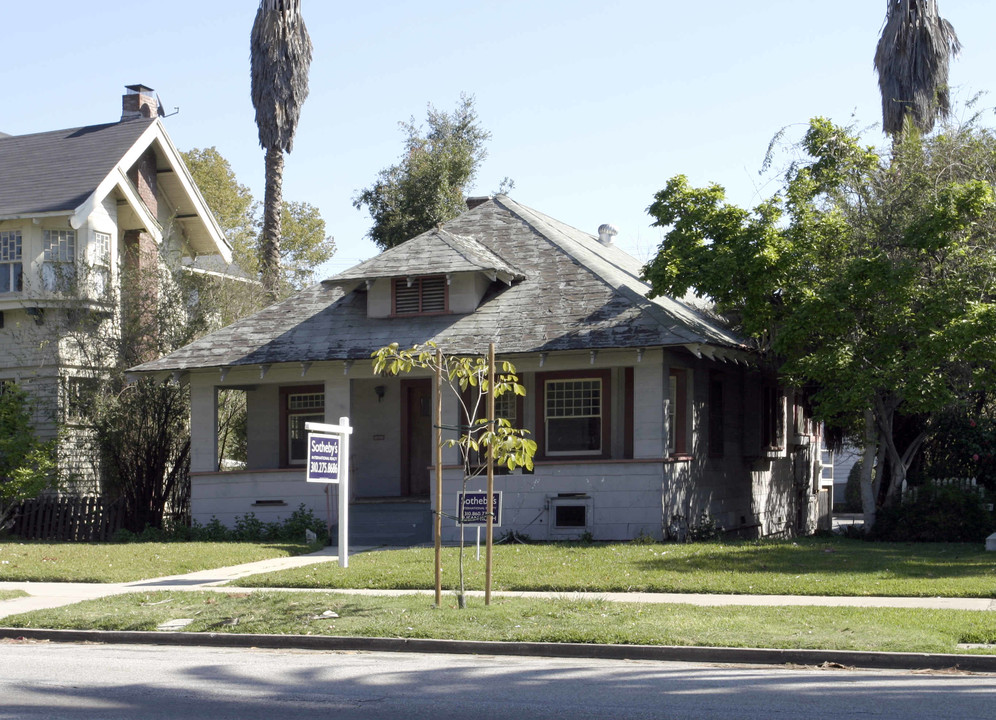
[457,491,502,526]
[306,434,341,483]
[305,418,353,568]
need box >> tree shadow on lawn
[632,539,996,581]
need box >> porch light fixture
[374,385,386,402]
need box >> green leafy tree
[250,0,313,298]
[0,385,56,528]
[354,94,492,250]
[181,147,258,265]
[372,342,536,606]
[182,147,335,293]
[875,0,961,134]
[643,117,996,528]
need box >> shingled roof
[0,115,230,261]
[332,227,525,284]
[0,119,155,217]
[131,196,747,374]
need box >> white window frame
[42,229,77,292]
[91,231,112,296]
[544,377,603,456]
[0,230,23,294]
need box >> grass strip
[4,590,995,655]
[0,590,27,602]
[233,538,996,598]
[0,540,322,583]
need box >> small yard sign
[457,491,502,526]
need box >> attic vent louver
[597,224,618,246]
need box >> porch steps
[345,500,432,546]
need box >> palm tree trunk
[261,147,284,299]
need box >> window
[549,494,593,537]
[539,371,611,457]
[393,275,447,315]
[761,386,783,449]
[0,230,22,293]
[42,229,76,292]
[281,386,325,466]
[464,388,523,469]
[668,369,689,456]
[92,232,111,296]
[708,373,724,458]
[64,377,99,424]
[494,390,518,427]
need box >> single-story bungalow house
[132,196,830,542]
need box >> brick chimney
[121,84,157,121]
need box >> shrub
[843,460,864,513]
[871,486,994,543]
[110,505,326,543]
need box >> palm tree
[874,0,960,135]
[250,0,313,298]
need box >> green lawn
[5,589,995,655]
[0,540,321,583]
[0,590,27,602]
[233,537,996,597]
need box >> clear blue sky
[4,1,994,277]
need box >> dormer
[326,227,525,319]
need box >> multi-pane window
[93,232,111,265]
[0,231,23,293]
[544,378,602,455]
[494,390,518,426]
[393,276,447,315]
[92,232,112,295]
[42,229,76,292]
[286,390,325,465]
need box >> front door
[401,379,432,496]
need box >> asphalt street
[1,641,993,720]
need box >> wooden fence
[8,496,123,542]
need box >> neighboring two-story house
[132,196,830,542]
[0,85,231,483]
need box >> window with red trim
[279,386,324,467]
[536,370,611,459]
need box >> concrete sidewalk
[1,543,994,619]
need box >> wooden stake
[434,350,443,607]
[485,342,495,605]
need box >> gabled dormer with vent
[327,227,525,319]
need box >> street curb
[2,627,994,673]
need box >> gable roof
[332,227,525,285]
[0,117,230,261]
[130,196,748,374]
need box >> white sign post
[306,417,352,568]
